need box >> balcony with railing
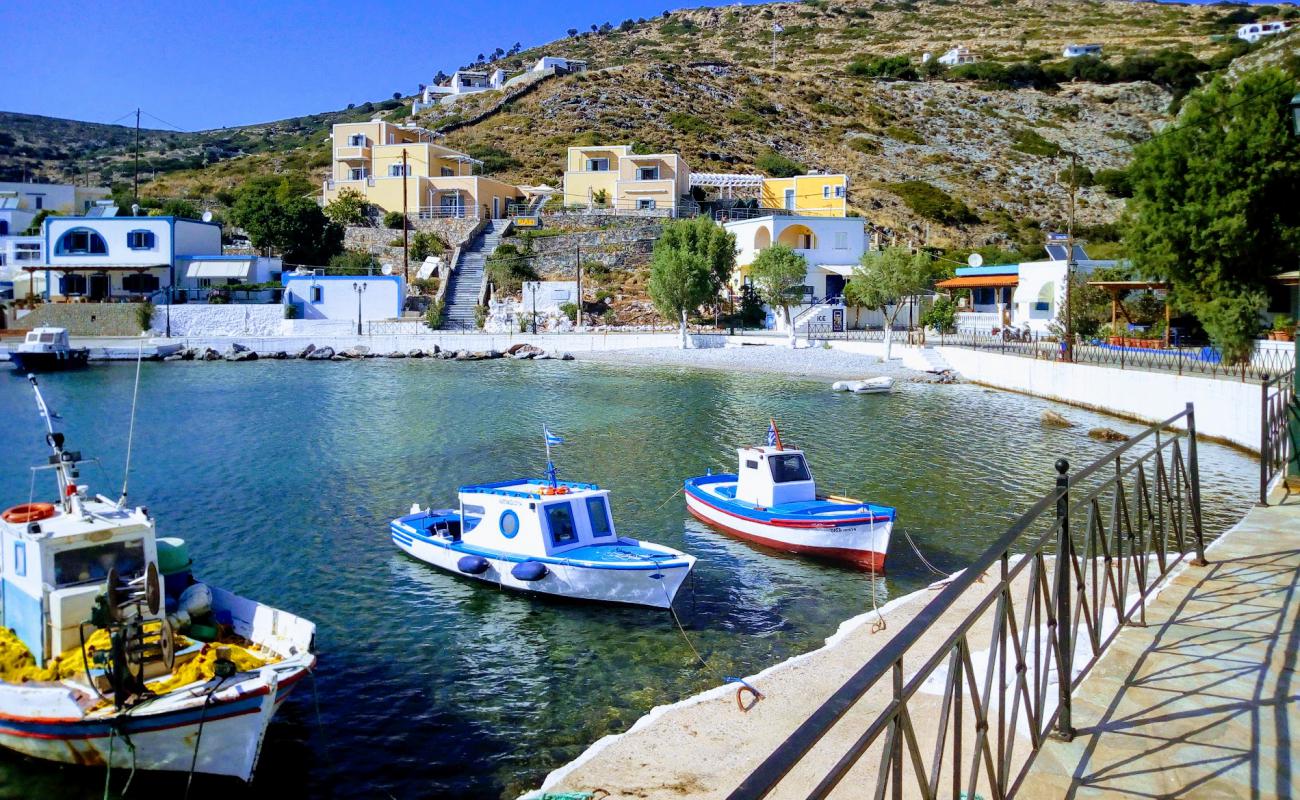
[333,144,372,161]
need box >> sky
[0,0,769,131]
[0,0,1283,132]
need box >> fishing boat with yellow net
[0,375,316,782]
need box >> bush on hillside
[383,210,407,229]
[888,180,977,225]
[847,55,918,81]
[755,150,805,178]
[1057,163,1095,188]
[1010,128,1061,157]
[1094,168,1133,198]
[485,243,538,293]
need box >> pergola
[22,264,168,302]
[1087,279,1171,345]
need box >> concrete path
[1020,491,1300,799]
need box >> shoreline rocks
[151,341,572,365]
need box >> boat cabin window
[745,459,759,470]
[26,333,38,343]
[545,503,578,546]
[53,539,145,588]
[40,332,57,344]
[769,454,811,483]
[586,496,614,537]
[462,504,485,534]
[499,509,520,538]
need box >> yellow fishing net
[0,624,275,692]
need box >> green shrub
[328,250,380,275]
[466,143,520,173]
[1094,168,1133,198]
[755,150,805,178]
[921,295,957,333]
[888,181,977,225]
[425,298,445,328]
[284,303,298,320]
[1057,164,1095,188]
[560,302,578,322]
[410,231,445,262]
[134,301,155,332]
[485,243,539,292]
[848,137,878,154]
[383,210,407,229]
[885,125,925,145]
[847,55,918,80]
[668,113,709,134]
[1011,128,1060,157]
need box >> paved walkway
[1021,491,1300,799]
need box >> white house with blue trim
[282,273,406,322]
[26,216,278,301]
[937,239,1116,334]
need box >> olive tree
[647,217,736,348]
[748,244,808,347]
[845,247,938,361]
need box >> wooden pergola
[1087,279,1171,346]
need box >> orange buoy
[3,503,56,524]
[555,486,569,495]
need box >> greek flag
[772,22,784,33]
[766,420,778,447]
[544,426,564,446]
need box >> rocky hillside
[6,0,1292,248]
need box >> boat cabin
[734,446,816,508]
[1,447,158,664]
[454,479,620,559]
[19,327,72,353]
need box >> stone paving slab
[1019,493,1300,799]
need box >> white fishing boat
[831,377,894,394]
[391,427,695,608]
[5,327,90,372]
[683,421,895,570]
[0,376,315,782]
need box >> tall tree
[648,217,731,348]
[845,247,938,360]
[1125,68,1300,363]
[748,244,808,347]
[231,179,342,265]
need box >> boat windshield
[769,454,811,483]
[53,538,146,588]
[585,496,614,537]
[545,502,578,546]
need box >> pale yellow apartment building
[562,145,692,214]
[758,173,849,217]
[321,121,522,219]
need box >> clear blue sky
[0,0,1279,132]
[0,0,763,131]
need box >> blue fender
[458,555,490,575]
[511,561,548,581]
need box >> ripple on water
[0,361,1256,798]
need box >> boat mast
[29,375,81,515]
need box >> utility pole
[133,108,141,208]
[1064,151,1078,364]
[402,148,410,281]
[771,23,783,71]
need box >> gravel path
[580,343,937,382]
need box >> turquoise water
[0,360,1256,799]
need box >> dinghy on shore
[0,377,316,782]
[831,377,894,394]
[392,428,695,607]
[683,421,895,570]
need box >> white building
[283,274,405,322]
[1237,20,1292,43]
[0,182,111,237]
[0,236,43,298]
[937,46,978,67]
[415,68,507,109]
[938,240,1117,335]
[1061,43,1103,58]
[21,215,276,302]
[531,56,587,74]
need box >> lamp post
[352,281,367,336]
[525,280,539,335]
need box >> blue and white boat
[684,421,896,571]
[391,428,695,608]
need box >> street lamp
[352,281,367,336]
[525,281,540,334]
[1290,94,1300,482]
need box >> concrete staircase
[917,346,952,373]
[440,220,504,330]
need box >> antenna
[119,341,144,507]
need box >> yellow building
[759,174,848,217]
[322,121,522,219]
[562,145,691,214]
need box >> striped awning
[935,275,1019,289]
[184,259,254,280]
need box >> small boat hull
[684,479,893,571]
[7,349,90,372]
[391,519,693,608]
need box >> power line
[139,110,188,133]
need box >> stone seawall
[19,303,145,336]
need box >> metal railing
[937,331,1295,384]
[1259,367,1297,505]
[415,206,480,220]
[366,319,432,336]
[730,404,1205,800]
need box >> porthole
[500,509,520,538]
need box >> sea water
[0,359,1255,798]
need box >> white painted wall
[172,219,223,256]
[46,217,173,268]
[283,275,405,321]
[153,304,287,336]
[937,346,1263,451]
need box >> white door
[784,189,795,211]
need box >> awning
[818,264,858,277]
[184,259,253,280]
[936,275,1019,289]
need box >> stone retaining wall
[20,303,145,336]
[343,218,481,264]
[509,224,661,279]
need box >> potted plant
[1269,315,1295,342]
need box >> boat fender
[177,583,213,618]
[457,555,491,575]
[555,486,569,495]
[3,503,56,524]
[511,561,548,582]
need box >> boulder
[560,352,574,361]
[386,351,407,358]
[331,354,349,361]
[230,342,250,353]
[485,350,503,359]
[535,352,555,360]
[1088,427,1128,443]
[296,344,317,359]
[225,350,259,362]
[201,348,222,361]
[305,346,335,360]
[437,349,457,359]
[1040,410,1074,429]
[179,348,198,361]
[163,353,185,362]
[407,349,425,358]
[268,351,289,360]
[512,351,535,360]
[429,344,441,355]
[454,350,477,361]
[340,345,370,359]
[506,343,527,355]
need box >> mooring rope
[652,485,684,513]
[902,527,947,577]
[659,580,765,712]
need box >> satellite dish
[381,263,394,275]
[967,253,984,268]
[201,211,214,222]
